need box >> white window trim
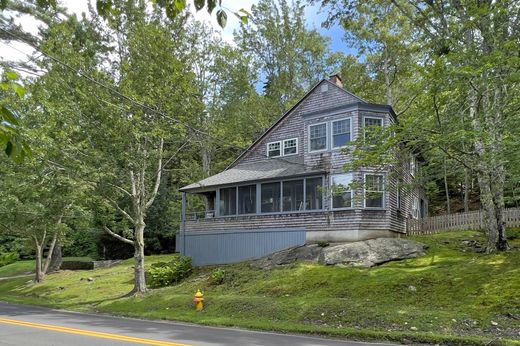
[282,138,298,156]
[266,141,281,158]
[363,116,384,143]
[363,173,385,209]
[331,117,353,150]
[330,173,354,210]
[308,122,328,153]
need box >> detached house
[178,75,427,265]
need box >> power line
[0,27,313,170]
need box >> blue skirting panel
[176,229,306,266]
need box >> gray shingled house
[178,75,427,265]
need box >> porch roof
[180,157,324,193]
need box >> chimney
[329,74,343,88]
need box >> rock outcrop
[251,238,427,269]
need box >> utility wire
[0,27,314,170]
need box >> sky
[0,0,354,64]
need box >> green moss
[0,232,519,346]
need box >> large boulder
[250,244,322,269]
[318,238,427,267]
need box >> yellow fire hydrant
[193,289,204,311]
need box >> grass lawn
[0,257,94,278]
[0,231,519,345]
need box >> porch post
[181,191,187,255]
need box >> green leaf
[174,0,185,12]
[194,0,204,11]
[238,8,251,16]
[216,9,227,28]
[207,0,216,14]
[12,83,25,98]
[0,106,20,125]
[6,71,19,80]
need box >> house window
[283,138,298,156]
[282,180,304,212]
[309,123,327,152]
[261,182,281,213]
[332,119,351,148]
[305,177,323,210]
[331,173,353,208]
[238,185,256,214]
[412,197,419,219]
[364,174,384,208]
[410,156,416,177]
[219,187,237,216]
[267,141,281,157]
[364,117,383,145]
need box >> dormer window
[267,141,281,157]
[283,138,298,156]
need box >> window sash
[283,138,297,156]
[309,123,327,151]
[267,141,281,157]
[332,119,351,148]
[364,174,384,208]
[331,174,353,208]
[364,117,383,145]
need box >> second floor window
[310,123,327,151]
[332,119,351,148]
[364,117,383,145]
[267,142,281,157]
[283,138,297,155]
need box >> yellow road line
[0,317,193,346]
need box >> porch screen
[238,185,256,214]
[261,182,281,213]
[219,187,237,216]
[305,177,323,210]
[282,180,304,212]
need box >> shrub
[317,241,329,248]
[0,252,19,267]
[209,268,226,285]
[148,255,192,288]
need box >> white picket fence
[406,207,520,235]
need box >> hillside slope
[0,230,519,346]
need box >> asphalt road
[0,301,401,346]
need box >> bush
[0,252,19,267]
[148,255,192,288]
[209,268,226,285]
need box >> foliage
[0,70,31,161]
[148,255,193,288]
[0,252,19,268]
[209,267,226,285]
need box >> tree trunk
[463,168,470,212]
[35,242,44,283]
[43,231,59,274]
[132,223,147,294]
[47,244,62,273]
[443,159,451,214]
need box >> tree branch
[103,225,134,245]
[106,197,135,224]
[146,138,164,209]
